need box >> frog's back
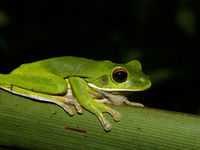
[11,56,113,79]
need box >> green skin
[0,56,151,131]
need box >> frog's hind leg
[0,84,83,116]
[0,73,68,95]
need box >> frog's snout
[140,75,151,89]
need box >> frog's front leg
[69,77,121,131]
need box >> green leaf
[0,89,200,150]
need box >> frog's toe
[63,97,84,114]
[101,119,112,131]
[112,110,121,121]
[93,107,113,131]
[125,100,144,107]
[102,107,121,122]
[63,105,75,116]
[72,100,84,114]
[56,101,75,116]
[94,101,122,122]
[76,106,84,114]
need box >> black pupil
[114,71,127,83]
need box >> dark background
[0,0,199,114]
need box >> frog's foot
[96,106,121,131]
[71,98,84,114]
[94,99,121,122]
[98,117,112,131]
[124,100,144,107]
[55,101,75,116]
[104,107,121,121]
[92,107,112,131]
[84,100,116,131]
[61,97,84,114]
[56,99,84,115]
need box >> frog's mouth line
[88,83,145,92]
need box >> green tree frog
[0,56,151,131]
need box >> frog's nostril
[140,77,146,82]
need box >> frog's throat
[88,83,145,92]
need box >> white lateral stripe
[88,83,144,92]
[0,86,53,103]
[0,86,71,112]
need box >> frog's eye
[112,68,128,83]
